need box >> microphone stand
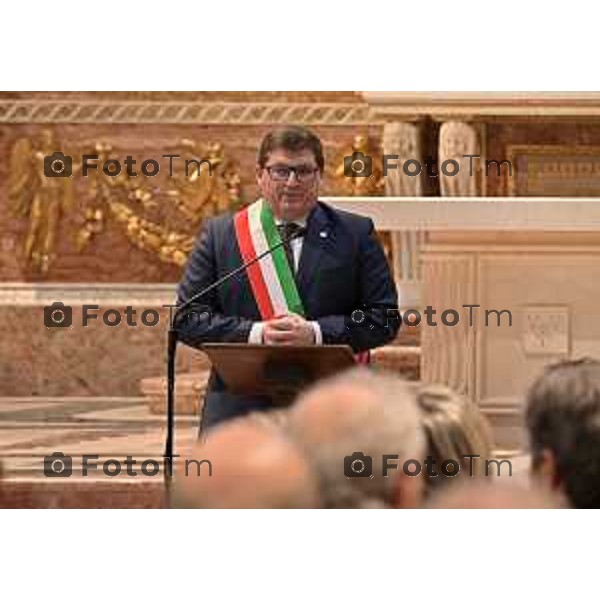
[163,226,306,504]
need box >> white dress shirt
[248,217,322,344]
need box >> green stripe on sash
[259,200,305,316]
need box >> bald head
[426,481,565,509]
[174,419,320,509]
[292,382,384,446]
[289,368,425,508]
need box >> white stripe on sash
[247,200,289,315]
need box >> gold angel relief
[329,133,384,197]
[8,130,245,272]
[9,130,76,273]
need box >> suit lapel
[296,203,332,300]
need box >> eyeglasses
[265,165,319,183]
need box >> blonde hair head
[416,384,493,490]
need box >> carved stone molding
[0,101,378,125]
[363,92,600,119]
[382,122,423,197]
[0,282,176,306]
[507,144,600,197]
[420,253,478,399]
[325,197,600,232]
[439,121,481,196]
[382,122,424,294]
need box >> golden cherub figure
[9,129,76,273]
[332,134,384,196]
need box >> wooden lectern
[201,343,356,405]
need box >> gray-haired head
[526,357,600,509]
[288,367,425,508]
[174,418,321,509]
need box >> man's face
[256,149,321,221]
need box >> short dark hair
[257,126,324,172]
[526,358,600,508]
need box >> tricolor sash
[234,198,370,365]
[234,199,304,320]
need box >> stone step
[0,396,198,508]
[0,478,167,509]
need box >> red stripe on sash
[234,208,275,321]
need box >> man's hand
[262,314,315,345]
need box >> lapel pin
[319,230,328,239]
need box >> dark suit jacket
[175,201,400,429]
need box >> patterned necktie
[277,222,302,275]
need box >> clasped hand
[262,313,315,345]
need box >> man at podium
[176,125,400,430]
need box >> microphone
[163,224,306,496]
[171,224,306,321]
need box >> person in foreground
[173,418,321,509]
[176,126,399,430]
[416,383,495,497]
[288,368,425,509]
[526,357,600,508]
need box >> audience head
[526,357,600,508]
[173,418,321,509]
[288,367,425,509]
[416,384,494,496]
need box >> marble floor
[0,396,199,508]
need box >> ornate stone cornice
[6,94,600,124]
[326,197,600,232]
[0,100,378,125]
[363,92,600,119]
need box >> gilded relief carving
[8,132,245,271]
[9,129,76,273]
[331,134,384,196]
